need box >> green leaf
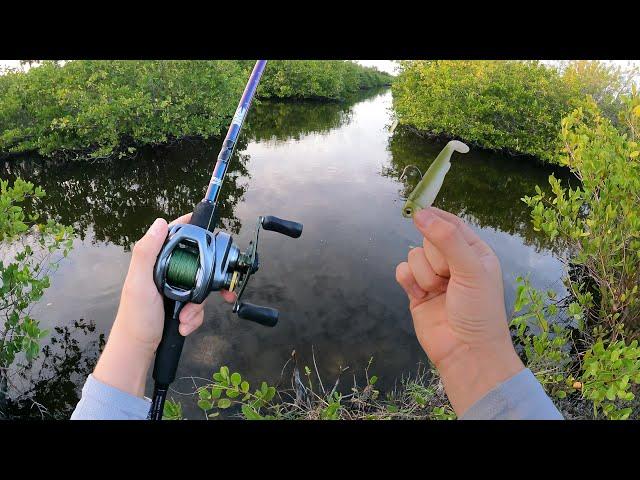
[265,386,276,402]
[230,372,241,387]
[241,404,262,420]
[226,389,240,399]
[218,398,232,409]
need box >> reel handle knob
[237,302,279,327]
[261,216,303,238]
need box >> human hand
[395,207,523,416]
[93,213,236,397]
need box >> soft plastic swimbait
[401,140,469,218]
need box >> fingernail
[414,208,436,229]
[148,218,164,237]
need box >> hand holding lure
[401,140,469,218]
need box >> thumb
[129,218,168,280]
[413,208,482,278]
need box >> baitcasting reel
[148,60,296,420]
[153,215,303,327]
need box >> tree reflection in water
[1,319,104,420]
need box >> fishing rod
[148,60,303,420]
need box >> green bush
[0,178,73,414]
[0,60,391,160]
[559,60,638,125]
[391,60,633,163]
[392,60,576,162]
[256,60,391,100]
[523,93,640,328]
[0,60,247,159]
[164,358,455,420]
[513,91,640,419]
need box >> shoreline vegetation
[2,60,640,420]
[0,60,392,161]
[392,60,637,163]
[163,355,457,420]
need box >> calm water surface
[2,89,569,418]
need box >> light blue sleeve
[71,368,561,420]
[70,374,151,420]
[460,368,563,420]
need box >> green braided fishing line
[166,248,199,289]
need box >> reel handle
[152,299,185,387]
[261,216,303,238]
[237,302,279,327]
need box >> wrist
[93,320,156,398]
[435,338,524,417]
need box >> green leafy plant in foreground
[522,92,640,332]
[0,178,73,413]
[582,338,640,419]
[510,276,577,401]
[195,366,276,420]
[164,356,456,421]
[514,90,640,419]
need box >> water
[1,88,570,418]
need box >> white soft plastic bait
[401,140,469,218]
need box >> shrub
[392,60,578,162]
[257,60,391,100]
[0,60,392,160]
[559,60,638,125]
[0,60,247,159]
[164,357,455,420]
[392,60,639,163]
[523,93,640,329]
[515,91,640,419]
[0,178,73,414]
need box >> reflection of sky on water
[30,227,129,330]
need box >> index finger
[169,212,193,226]
[413,208,483,277]
[428,207,494,258]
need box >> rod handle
[152,299,186,386]
[190,200,217,232]
[237,302,279,327]
[261,216,303,238]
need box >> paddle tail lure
[401,140,469,218]
[148,60,304,420]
